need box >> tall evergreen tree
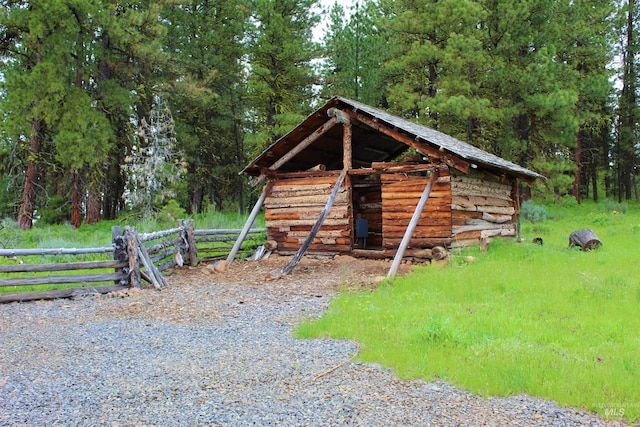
[616,0,640,201]
[321,1,390,106]
[557,0,615,203]
[246,0,320,154]
[163,0,250,213]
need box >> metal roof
[242,96,545,182]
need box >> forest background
[0,0,638,229]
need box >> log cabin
[242,96,544,260]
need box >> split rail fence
[0,220,265,303]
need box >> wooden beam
[0,285,129,304]
[223,182,272,270]
[343,120,353,170]
[252,116,339,186]
[272,170,348,278]
[344,110,471,173]
[387,168,440,278]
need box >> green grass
[0,208,258,293]
[295,200,640,423]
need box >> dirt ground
[96,254,416,323]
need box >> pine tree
[162,0,250,213]
[616,0,640,201]
[246,0,320,154]
[557,0,615,203]
[321,1,390,106]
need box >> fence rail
[0,221,265,303]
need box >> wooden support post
[223,183,272,271]
[273,170,348,278]
[387,168,439,279]
[328,107,353,171]
[252,117,339,186]
[343,119,353,170]
[179,219,198,266]
[124,227,141,288]
[136,235,168,289]
[112,226,128,286]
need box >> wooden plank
[0,285,129,304]
[271,172,342,186]
[0,272,127,287]
[382,182,451,192]
[468,195,512,207]
[264,192,349,208]
[384,237,451,248]
[476,205,515,215]
[381,190,450,199]
[193,228,265,236]
[269,187,333,198]
[0,260,126,273]
[387,169,439,278]
[266,218,350,228]
[0,247,113,257]
[252,116,339,186]
[452,222,515,235]
[345,110,471,173]
[380,175,451,184]
[274,170,347,277]
[384,228,452,238]
[382,213,452,223]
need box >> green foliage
[38,195,71,225]
[520,200,549,223]
[246,0,320,153]
[297,200,640,423]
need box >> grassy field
[0,206,261,294]
[295,199,640,423]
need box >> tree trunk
[17,119,44,230]
[573,130,582,204]
[569,228,602,251]
[71,170,82,229]
[85,185,101,224]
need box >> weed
[296,199,640,423]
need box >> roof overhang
[242,97,545,184]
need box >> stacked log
[450,171,516,248]
[381,169,452,249]
[264,172,352,253]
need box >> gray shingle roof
[336,97,545,181]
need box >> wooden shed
[242,97,543,259]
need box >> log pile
[381,168,452,249]
[450,171,516,248]
[265,172,352,253]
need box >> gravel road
[0,258,629,426]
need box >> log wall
[265,173,352,254]
[450,169,516,248]
[381,169,452,249]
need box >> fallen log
[569,229,602,251]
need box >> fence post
[179,219,198,266]
[124,226,141,288]
[112,226,128,286]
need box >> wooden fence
[0,220,265,303]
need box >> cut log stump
[569,229,602,251]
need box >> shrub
[520,200,549,223]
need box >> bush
[520,200,549,223]
[38,195,71,225]
[599,199,627,214]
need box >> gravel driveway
[0,257,628,426]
